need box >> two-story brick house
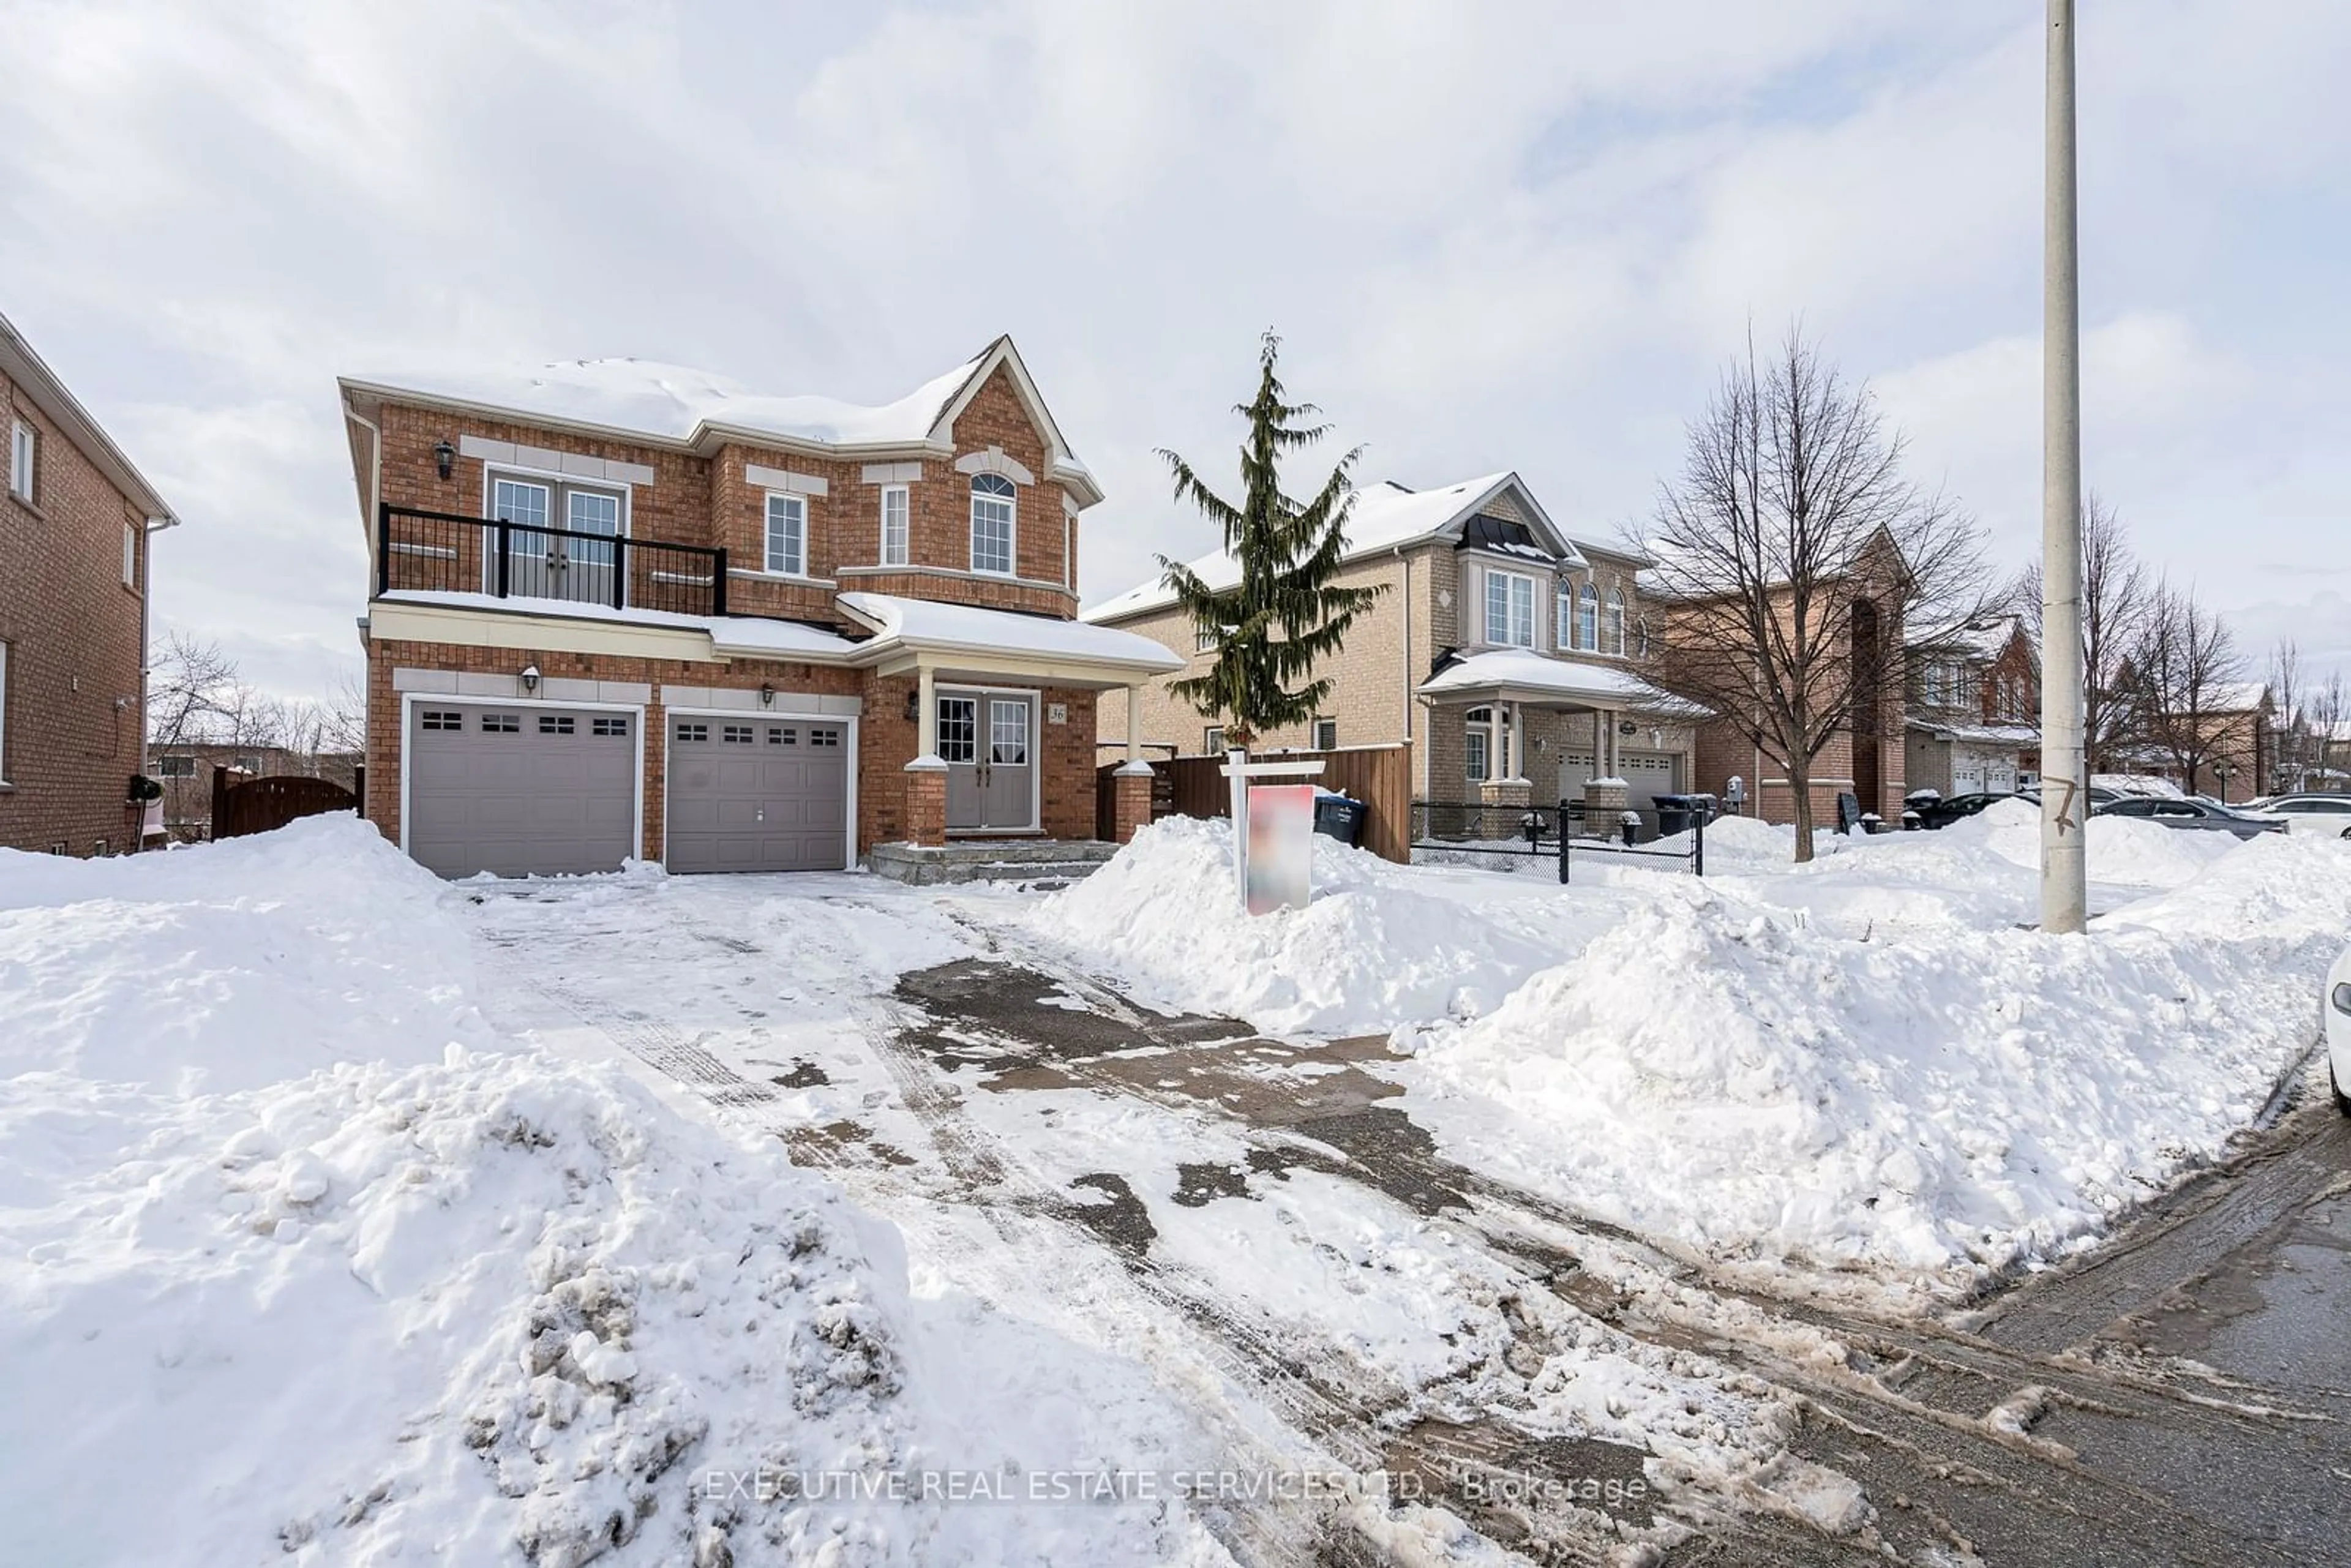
[1086,472,1700,811]
[1904,614,2041,797]
[1,310,179,856]
[340,336,1181,879]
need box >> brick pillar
[1581,778,1630,835]
[1112,764,1153,844]
[903,761,947,847]
[1479,777,1532,809]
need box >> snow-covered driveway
[459,868,1821,1563]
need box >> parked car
[2091,796,2284,839]
[2243,793,2351,839]
[1908,790,2026,830]
[2328,945,2351,1114]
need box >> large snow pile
[0,821,1161,1566]
[1026,816,1573,1035]
[1401,833,2351,1284]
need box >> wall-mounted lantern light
[759,683,775,708]
[520,663,540,694]
[904,689,921,722]
[434,439,456,481]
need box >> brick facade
[349,341,1134,872]
[0,356,157,856]
[1090,496,1689,805]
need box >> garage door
[1621,751,1679,808]
[666,716,849,873]
[407,703,638,878]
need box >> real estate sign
[1243,784,1314,914]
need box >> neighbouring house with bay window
[342,336,1182,881]
[1086,471,1698,812]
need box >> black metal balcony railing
[375,504,727,618]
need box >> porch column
[904,661,947,847]
[1112,683,1155,842]
[915,663,939,761]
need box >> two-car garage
[402,699,850,879]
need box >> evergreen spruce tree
[1157,332,1384,749]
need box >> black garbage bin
[1313,793,1367,847]
[1653,793,1698,836]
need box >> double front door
[491,476,621,606]
[938,689,1037,831]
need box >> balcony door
[489,475,626,607]
[938,689,1038,832]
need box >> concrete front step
[865,839,1119,887]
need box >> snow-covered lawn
[0,823,1229,1566]
[1031,805,2351,1296]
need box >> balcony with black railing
[375,504,728,618]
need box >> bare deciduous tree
[1632,328,1993,861]
[147,630,366,763]
[2017,493,2156,774]
[2268,637,2305,793]
[2135,582,2244,797]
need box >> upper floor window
[765,492,807,577]
[970,474,1016,576]
[1604,587,1625,655]
[1311,717,1338,751]
[880,485,910,567]
[1577,582,1600,651]
[8,420,34,504]
[1484,570,1535,647]
[122,521,139,590]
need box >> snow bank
[0,821,1124,1566]
[1027,817,1570,1035]
[1402,833,2351,1284]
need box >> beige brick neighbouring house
[342,336,1181,879]
[1084,472,1700,812]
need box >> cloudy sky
[4,0,2344,702]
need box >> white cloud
[1,0,2343,699]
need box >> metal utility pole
[2041,0,2088,934]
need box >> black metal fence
[1409,800,1708,879]
[377,503,728,617]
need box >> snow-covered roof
[1907,718,2040,747]
[373,590,862,658]
[1415,648,1703,716]
[1084,472,1577,623]
[1910,615,2025,663]
[341,336,1093,490]
[837,592,1183,674]
[2203,680,2270,713]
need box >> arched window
[969,473,1016,576]
[1464,707,1494,783]
[1577,581,1600,651]
[1605,587,1625,655]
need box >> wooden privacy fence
[211,765,362,841]
[1097,743,1413,863]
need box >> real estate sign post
[1222,750,1321,915]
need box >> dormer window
[970,473,1015,576]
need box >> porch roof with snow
[1083,471,1584,624]
[1417,648,1706,717]
[836,592,1184,686]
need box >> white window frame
[765,491,808,577]
[7,420,32,504]
[1604,587,1625,656]
[1311,717,1338,751]
[1203,725,1226,756]
[969,474,1016,577]
[122,521,139,590]
[1557,578,1577,651]
[1577,582,1600,651]
[1484,569,1535,648]
[1464,705,1492,784]
[879,484,910,567]
[1194,620,1218,655]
